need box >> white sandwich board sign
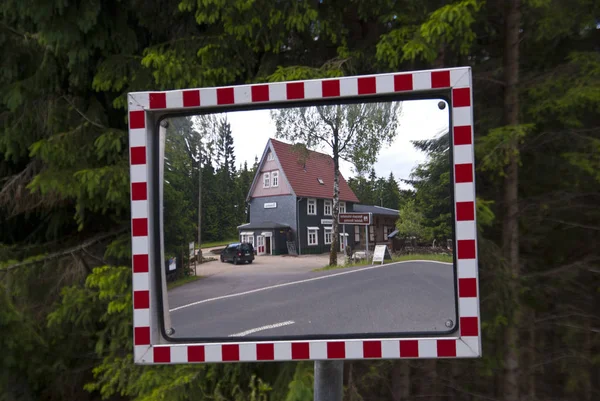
[372,245,392,264]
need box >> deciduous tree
[271,102,401,265]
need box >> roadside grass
[167,275,204,290]
[391,254,453,263]
[197,238,237,249]
[313,253,453,272]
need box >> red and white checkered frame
[128,67,481,364]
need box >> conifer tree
[1,0,599,400]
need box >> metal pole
[365,224,369,260]
[198,151,203,264]
[314,360,343,401]
[193,242,197,276]
[297,198,302,255]
[342,224,346,262]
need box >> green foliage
[526,52,600,128]
[266,64,345,83]
[161,115,255,250]
[2,0,600,400]
[476,124,535,178]
[563,137,600,182]
[475,197,495,230]
[395,198,424,240]
[377,0,483,66]
[0,280,48,394]
[402,133,453,242]
[348,175,373,204]
[348,170,404,208]
[271,102,401,174]
[163,117,200,256]
[376,26,419,70]
[104,235,133,261]
[381,172,402,210]
[284,363,313,401]
[94,130,126,164]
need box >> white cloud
[193,98,449,186]
[225,109,275,168]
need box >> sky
[193,98,449,188]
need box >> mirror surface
[160,98,456,340]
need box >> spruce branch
[61,96,107,130]
[1,228,128,273]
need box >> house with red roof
[237,138,361,256]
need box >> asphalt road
[167,260,456,339]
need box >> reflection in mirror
[160,98,455,340]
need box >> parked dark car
[220,242,255,265]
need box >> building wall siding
[251,168,292,197]
[246,196,374,256]
[250,149,293,198]
[354,215,400,248]
[248,195,298,234]
[239,229,289,255]
[296,198,355,255]
[375,215,399,242]
[261,156,278,172]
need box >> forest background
[1,1,599,400]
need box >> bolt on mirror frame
[128,67,481,365]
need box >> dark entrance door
[265,236,271,254]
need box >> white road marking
[228,320,295,337]
[169,260,451,312]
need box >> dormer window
[263,172,270,188]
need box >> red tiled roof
[269,138,360,203]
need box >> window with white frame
[263,172,270,188]
[267,152,274,161]
[324,227,333,244]
[369,225,375,241]
[324,200,332,215]
[271,170,279,187]
[240,234,254,246]
[307,227,319,245]
[339,201,346,213]
[307,198,316,215]
[354,225,360,242]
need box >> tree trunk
[391,361,410,401]
[583,317,592,401]
[526,310,536,401]
[412,360,438,400]
[345,361,357,401]
[495,334,505,397]
[502,1,522,401]
[448,361,461,401]
[330,133,340,266]
[425,360,439,401]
